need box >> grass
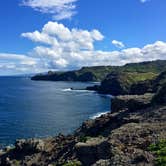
[62,160,82,166]
[148,140,166,166]
[79,136,92,143]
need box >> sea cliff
[31,60,166,82]
[0,82,166,165]
[1,61,166,166]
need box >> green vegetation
[12,160,20,166]
[121,61,166,73]
[149,140,166,166]
[126,72,157,82]
[115,72,157,87]
[32,60,166,82]
[77,60,164,81]
[62,160,82,166]
[79,136,92,143]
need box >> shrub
[149,140,166,166]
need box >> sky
[0,0,166,75]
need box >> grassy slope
[32,60,166,82]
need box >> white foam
[62,88,92,93]
[62,88,72,92]
[90,111,109,119]
[72,89,90,92]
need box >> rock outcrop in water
[87,70,166,96]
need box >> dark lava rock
[87,71,156,96]
[75,138,110,166]
[130,80,154,95]
[15,139,45,153]
[152,82,166,105]
[1,77,166,165]
[98,72,131,95]
[87,70,166,96]
[111,93,154,113]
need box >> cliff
[31,60,166,82]
[0,80,166,165]
[87,70,166,96]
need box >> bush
[149,140,166,166]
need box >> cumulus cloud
[21,0,78,20]
[112,40,125,49]
[20,21,166,70]
[2,23,165,75]
[21,21,105,68]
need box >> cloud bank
[21,0,78,20]
[0,53,46,75]
[20,21,166,71]
[1,18,166,75]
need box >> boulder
[98,72,131,95]
[111,93,154,113]
[75,138,110,166]
[130,80,154,95]
[15,139,45,153]
[152,83,166,105]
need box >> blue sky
[0,0,166,75]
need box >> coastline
[1,60,166,165]
[0,88,165,165]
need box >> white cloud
[21,0,78,20]
[112,40,125,49]
[22,21,104,52]
[0,53,47,75]
[2,22,166,75]
[21,21,166,70]
[21,30,58,45]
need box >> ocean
[0,77,110,147]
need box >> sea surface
[0,77,110,147]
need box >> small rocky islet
[0,60,166,166]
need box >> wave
[62,88,92,93]
[90,111,109,119]
[62,88,72,92]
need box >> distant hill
[31,60,166,82]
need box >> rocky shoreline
[1,61,166,166]
[0,83,166,165]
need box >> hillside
[31,60,166,82]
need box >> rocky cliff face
[1,67,166,166]
[87,70,166,96]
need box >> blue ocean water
[0,77,110,147]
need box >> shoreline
[0,89,165,165]
[0,87,111,150]
[1,60,166,165]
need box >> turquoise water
[0,77,110,147]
